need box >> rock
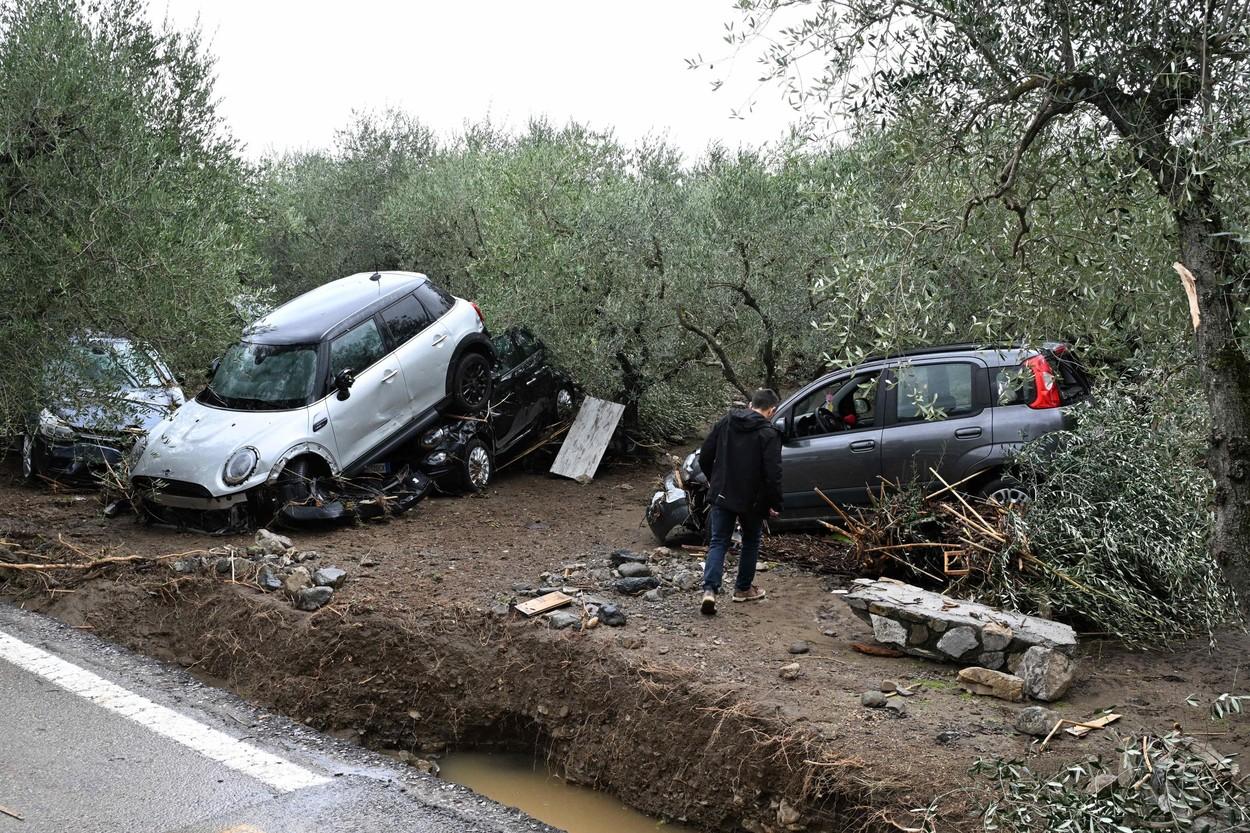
[880,680,898,693]
[672,571,701,591]
[937,626,980,660]
[297,550,319,563]
[652,547,675,558]
[1014,705,1062,737]
[283,567,313,595]
[609,549,648,567]
[313,566,347,589]
[588,567,613,584]
[171,557,201,575]
[255,528,293,555]
[256,565,283,592]
[614,576,659,595]
[1018,646,1076,702]
[935,730,960,745]
[776,798,801,828]
[958,667,1024,702]
[884,698,908,718]
[214,556,236,575]
[616,635,645,649]
[584,616,600,629]
[617,562,652,578]
[295,586,333,611]
[598,604,627,627]
[982,622,1014,652]
[245,545,263,557]
[779,663,802,681]
[842,579,1078,665]
[547,610,581,630]
[642,589,663,603]
[861,690,888,708]
[870,614,908,647]
[412,758,440,776]
[788,641,810,655]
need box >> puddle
[439,751,699,833]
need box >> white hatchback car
[130,271,493,526]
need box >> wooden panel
[549,397,625,484]
[514,591,573,617]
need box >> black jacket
[698,408,783,518]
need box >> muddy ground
[2,457,1248,833]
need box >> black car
[417,326,576,492]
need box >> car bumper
[39,438,126,482]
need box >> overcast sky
[158,0,803,160]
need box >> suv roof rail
[858,340,1063,364]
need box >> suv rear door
[776,369,885,519]
[878,358,994,490]
[379,287,453,417]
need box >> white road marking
[0,630,329,793]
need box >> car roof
[856,341,1067,369]
[244,271,429,345]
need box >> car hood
[53,386,184,434]
[132,399,312,494]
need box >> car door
[324,318,409,468]
[776,370,885,520]
[878,359,994,490]
[378,290,452,417]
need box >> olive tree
[717,0,1250,610]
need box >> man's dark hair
[750,388,780,411]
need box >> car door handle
[849,439,876,452]
[312,417,328,432]
[432,333,448,346]
[381,367,399,382]
[955,427,982,439]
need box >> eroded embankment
[16,574,901,833]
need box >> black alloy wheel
[452,352,493,412]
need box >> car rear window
[415,281,454,319]
[381,293,434,345]
[992,352,1092,407]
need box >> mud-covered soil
[2,459,1248,833]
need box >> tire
[977,475,1031,506]
[276,456,333,507]
[20,433,41,481]
[458,438,493,493]
[450,352,493,412]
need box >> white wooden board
[549,397,625,484]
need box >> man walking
[698,388,783,615]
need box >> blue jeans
[702,505,763,594]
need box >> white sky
[158,0,804,161]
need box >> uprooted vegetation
[816,374,1235,648]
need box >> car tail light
[1026,355,1060,409]
[471,301,485,326]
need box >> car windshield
[51,340,164,390]
[200,342,318,410]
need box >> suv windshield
[200,342,318,411]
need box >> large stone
[978,651,1006,670]
[313,566,347,589]
[283,567,313,595]
[937,626,980,660]
[295,586,333,611]
[1014,705,1062,737]
[256,565,283,592]
[255,528,293,555]
[616,562,652,578]
[614,576,659,595]
[609,549,648,567]
[598,604,627,627]
[870,614,908,647]
[547,610,581,630]
[842,579,1077,666]
[861,691,888,708]
[958,667,1024,702]
[1018,646,1077,702]
[671,571,701,591]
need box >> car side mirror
[334,369,355,401]
[205,358,220,380]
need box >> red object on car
[471,301,486,326]
[1026,355,1061,409]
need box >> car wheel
[459,438,493,493]
[978,475,1031,506]
[451,352,493,412]
[20,433,41,481]
[276,456,333,507]
[555,386,575,420]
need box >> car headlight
[421,426,450,448]
[222,447,259,486]
[423,451,449,467]
[37,408,75,440]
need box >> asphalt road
[0,603,550,833]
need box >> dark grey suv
[647,342,1091,541]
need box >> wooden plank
[549,397,625,484]
[1064,713,1121,738]
[514,591,573,617]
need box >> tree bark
[1179,209,1250,614]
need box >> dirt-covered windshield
[200,342,318,410]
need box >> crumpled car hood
[132,399,312,493]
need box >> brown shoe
[700,591,717,616]
[732,586,767,603]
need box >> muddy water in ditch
[440,751,699,833]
